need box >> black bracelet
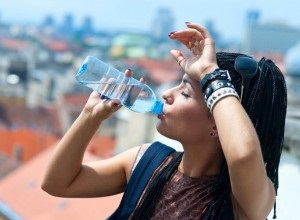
[204,79,235,102]
[200,69,231,93]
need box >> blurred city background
[0,0,300,219]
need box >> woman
[42,23,287,219]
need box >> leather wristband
[200,69,231,93]
[206,87,240,112]
[204,79,235,101]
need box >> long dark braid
[246,58,286,193]
[245,58,286,219]
[211,52,287,219]
[205,161,233,220]
[131,152,183,219]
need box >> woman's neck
[179,142,224,178]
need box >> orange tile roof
[0,101,62,136]
[0,153,20,178]
[87,136,116,159]
[63,93,89,113]
[43,39,70,52]
[0,99,62,162]
[0,129,59,162]
[0,38,30,50]
[0,146,122,220]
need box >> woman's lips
[157,112,165,119]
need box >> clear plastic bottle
[75,56,163,115]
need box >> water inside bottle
[79,80,144,107]
[76,59,163,114]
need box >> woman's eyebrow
[182,76,196,90]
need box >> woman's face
[156,74,214,144]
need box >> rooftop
[0,145,122,220]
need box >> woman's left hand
[169,22,219,81]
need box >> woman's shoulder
[129,143,152,177]
[128,142,177,179]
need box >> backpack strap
[107,141,175,220]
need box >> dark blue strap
[107,141,175,220]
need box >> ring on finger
[177,57,185,65]
[194,40,201,47]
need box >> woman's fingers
[124,68,133,77]
[169,29,204,41]
[169,23,213,50]
[169,28,206,53]
[139,77,146,83]
[185,22,212,39]
[184,23,215,54]
[170,23,216,61]
[170,49,186,66]
[108,99,121,110]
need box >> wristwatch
[200,69,231,92]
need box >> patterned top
[151,169,218,219]
[129,145,219,219]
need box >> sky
[1,0,300,41]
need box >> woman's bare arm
[213,96,275,219]
[41,91,139,198]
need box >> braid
[213,52,287,219]
[245,58,287,218]
[205,161,233,220]
[203,52,243,219]
[131,152,183,219]
[248,58,286,189]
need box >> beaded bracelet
[206,87,240,113]
[204,79,235,102]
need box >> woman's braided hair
[207,52,287,219]
[132,52,287,219]
[131,152,183,219]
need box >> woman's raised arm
[42,72,139,198]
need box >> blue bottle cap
[151,101,164,115]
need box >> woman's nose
[162,90,173,104]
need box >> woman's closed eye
[181,91,190,98]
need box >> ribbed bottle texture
[76,56,163,115]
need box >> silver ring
[194,40,201,47]
[177,57,185,65]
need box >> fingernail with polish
[100,94,106,99]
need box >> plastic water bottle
[75,56,164,115]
